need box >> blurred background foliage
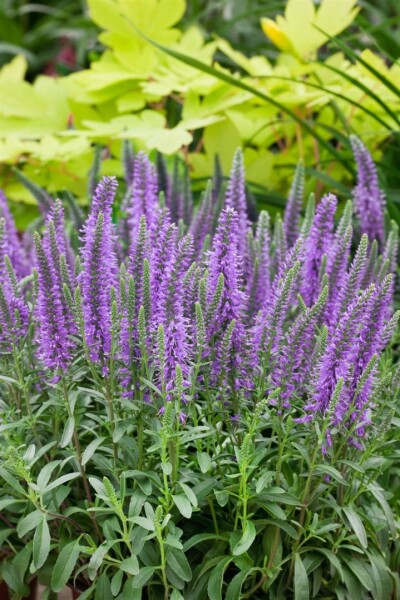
[0,0,399,228]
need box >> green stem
[62,378,102,540]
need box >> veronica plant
[0,145,399,600]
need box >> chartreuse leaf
[316,60,400,126]
[51,538,81,592]
[316,25,400,100]
[124,21,354,175]
[255,74,391,131]
[261,0,358,59]
[32,515,51,571]
[294,554,310,600]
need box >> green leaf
[60,416,75,448]
[346,559,373,592]
[36,461,61,491]
[88,542,113,580]
[172,494,192,518]
[120,555,140,576]
[17,510,43,538]
[131,566,156,589]
[232,521,256,556]
[367,549,392,600]
[214,490,229,507]
[51,539,81,593]
[255,471,274,494]
[294,554,309,600]
[197,451,211,473]
[42,472,80,494]
[226,569,255,600]
[166,549,192,582]
[111,570,124,597]
[207,556,232,600]
[314,465,348,485]
[0,466,28,496]
[95,573,112,600]
[32,515,51,571]
[183,533,228,552]
[341,507,368,549]
[179,482,198,507]
[82,437,107,466]
[367,482,396,538]
[314,548,343,581]
[129,516,155,531]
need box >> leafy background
[0,0,399,229]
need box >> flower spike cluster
[0,142,396,450]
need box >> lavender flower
[301,193,337,306]
[154,235,194,389]
[283,161,305,248]
[126,152,158,244]
[189,182,213,259]
[246,211,270,316]
[34,233,74,371]
[0,191,28,279]
[0,282,28,348]
[271,284,328,408]
[350,135,386,247]
[80,177,118,365]
[225,149,248,254]
[207,208,247,385]
[301,285,375,424]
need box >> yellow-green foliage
[1,0,399,208]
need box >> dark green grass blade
[315,25,400,100]
[315,61,400,126]
[257,75,393,132]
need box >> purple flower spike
[207,208,246,338]
[189,182,213,259]
[283,161,305,248]
[225,149,248,254]
[127,152,158,244]
[301,193,337,306]
[80,177,118,364]
[34,233,74,371]
[207,208,247,384]
[350,135,386,247]
[155,235,194,388]
[0,190,29,279]
[246,211,271,316]
[303,285,375,420]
